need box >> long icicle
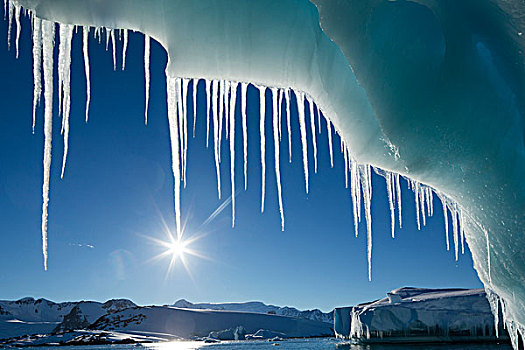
[182,78,189,187]
[259,86,266,212]
[205,80,211,147]
[212,80,221,198]
[241,82,248,190]
[361,165,373,281]
[225,81,230,139]
[59,24,74,179]
[14,4,20,58]
[229,82,237,227]
[193,79,198,138]
[386,173,395,238]
[41,19,55,271]
[176,79,185,187]
[485,228,491,283]
[278,89,283,140]
[122,29,128,70]
[452,205,459,261]
[327,118,333,167]
[308,96,318,173]
[442,198,450,250]
[272,88,285,231]
[395,173,402,228]
[350,161,359,238]
[419,185,426,227]
[414,181,421,230]
[166,77,182,239]
[110,29,116,70]
[218,81,224,158]
[6,1,13,50]
[285,88,292,162]
[31,17,42,134]
[83,26,91,122]
[144,34,151,124]
[297,92,309,193]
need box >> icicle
[350,161,360,238]
[452,205,459,261]
[3,0,6,20]
[41,19,55,271]
[229,82,237,227]
[14,4,20,58]
[360,165,373,281]
[32,17,42,134]
[344,144,349,188]
[307,96,318,173]
[83,27,91,123]
[386,173,395,238]
[419,185,426,226]
[193,79,198,138]
[182,78,189,187]
[225,81,231,139]
[122,29,128,70]
[395,173,402,228]
[7,1,13,50]
[297,92,309,193]
[327,118,334,167]
[272,88,285,230]
[317,104,321,134]
[259,86,266,212]
[460,211,465,254]
[144,34,150,124]
[212,80,221,199]
[426,188,433,216]
[109,29,116,70]
[485,228,491,283]
[205,80,211,147]
[285,88,292,162]
[442,199,450,250]
[278,89,283,140]
[166,77,181,238]
[414,181,421,230]
[175,79,185,186]
[58,24,74,179]
[105,28,110,51]
[241,82,248,190]
[218,81,224,154]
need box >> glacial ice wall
[3,0,524,348]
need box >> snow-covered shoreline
[0,297,333,346]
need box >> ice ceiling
[3,0,525,348]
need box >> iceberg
[335,288,508,344]
[2,0,524,347]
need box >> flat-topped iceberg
[335,287,508,344]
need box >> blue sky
[0,15,482,312]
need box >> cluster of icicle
[4,1,481,283]
[487,289,525,349]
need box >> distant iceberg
[335,287,509,344]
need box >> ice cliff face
[3,0,524,348]
[336,287,506,343]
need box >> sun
[167,238,188,260]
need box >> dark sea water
[19,338,513,350]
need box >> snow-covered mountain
[0,297,331,342]
[53,299,136,332]
[173,299,333,324]
[90,306,333,339]
[0,297,76,323]
[0,297,136,340]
